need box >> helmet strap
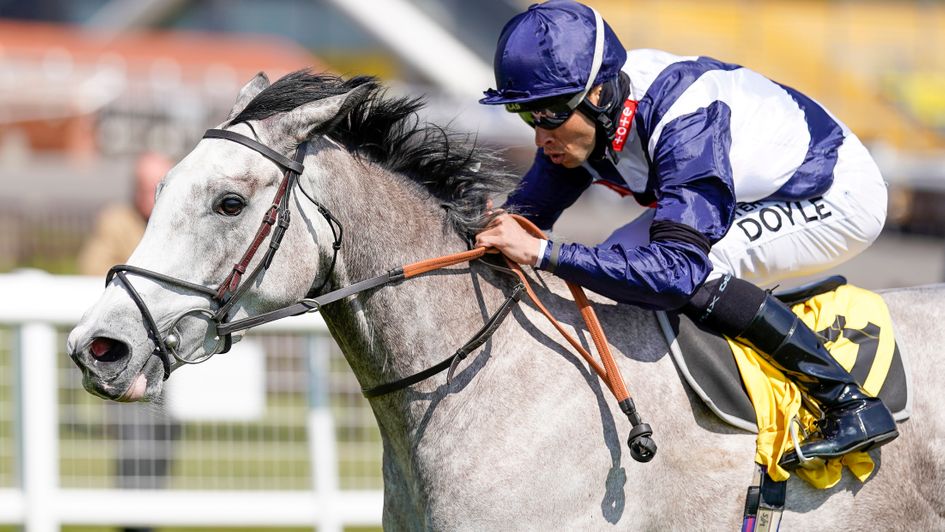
[580,72,631,163]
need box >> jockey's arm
[539,103,737,310]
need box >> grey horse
[67,71,945,530]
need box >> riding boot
[735,294,899,468]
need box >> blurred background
[0,1,942,531]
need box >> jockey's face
[533,86,602,169]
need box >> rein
[217,215,656,461]
[106,127,656,462]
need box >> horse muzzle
[68,332,161,402]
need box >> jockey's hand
[475,213,542,265]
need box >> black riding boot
[684,274,899,468]
[735,295,899,468]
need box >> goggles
[510,101,577,130]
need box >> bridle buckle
[164,307,230,367]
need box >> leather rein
[106,127,657,462]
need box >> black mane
[231,70,517,235]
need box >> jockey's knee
[682,275,767,337]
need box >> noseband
[106,128,342,379]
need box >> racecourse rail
[0,270,382,532]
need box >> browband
[203,129,305,174]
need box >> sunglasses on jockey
[505,6,606,130]
[507,96,581,130]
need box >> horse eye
[216,194,246,216]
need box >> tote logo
[611,98,638,152]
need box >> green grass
[0,329,15,488]
[53,344,383,491]
[0,325,385,530]
[19,255,79,275]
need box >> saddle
[657,276,911,433]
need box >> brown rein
[399,213,656,461]
[402,214,630,403]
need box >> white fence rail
[0,270,383,531]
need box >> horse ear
[226,72,271,121]
[278,83,375,144]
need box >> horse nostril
[88,337,130,363]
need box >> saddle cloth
[659,277,911,487]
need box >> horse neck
[303,144,513,404]
[300,146,706,518]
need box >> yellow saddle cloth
[729,284,899,489]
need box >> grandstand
[589,0,945,152]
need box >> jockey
[475,0,898,467]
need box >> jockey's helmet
[480,1,626,114]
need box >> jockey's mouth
[545,150,567,165]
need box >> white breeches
[602,134,887,288]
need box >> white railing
[0,270,383,532]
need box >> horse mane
[230,70,518,235]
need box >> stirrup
[787,415,823,470]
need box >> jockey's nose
[535,126,554,148]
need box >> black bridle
[106,127,522,398]
[107,128,342,380]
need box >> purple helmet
[480,1,627,108]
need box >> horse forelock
[230,69,519,237]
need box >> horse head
[68,69,513,403]
[66,71,375,401]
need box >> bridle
[105,125,658,463]
[106,127,342,380]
